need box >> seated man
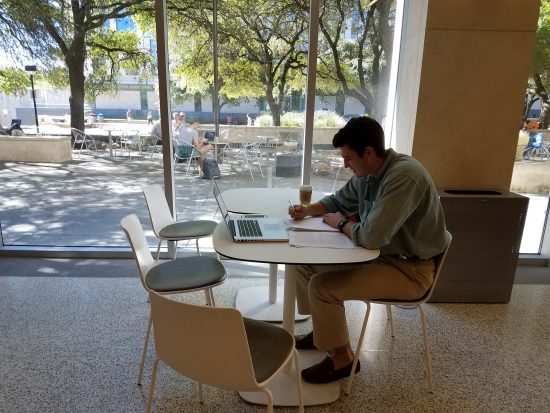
[287,116,447,384]
[175,118,213,173]
[151,119,162,145]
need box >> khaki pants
[288,255,435,350]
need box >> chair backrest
[121,130,139,141]
[419,231,453,304]
[142,184,176,236]
[120,214,155,291]
[173,140,200,160]
[71,128,86,140]
[149,291,261,391]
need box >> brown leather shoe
[301,356,360,384]
[294,331,317,350]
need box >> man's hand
[288,204,306,220]
[322,212,344,229]
[288,201,327,221]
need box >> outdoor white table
[221,187,323,322]
[210,137,230,162]
[213,222,379,406]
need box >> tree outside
[0,0,398,128]
[525,0,550,128]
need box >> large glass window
[511,1,550,254]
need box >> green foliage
[0,67,29,96]
[253,111,346,127]
[532,0,550,78]
[0,0,154,129]
[85,28,153,102]
[255,114,273,126]
[527,0,550,126]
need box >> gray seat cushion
[244,318,294,383]
[158,220,217,240]
[145,256,226,292]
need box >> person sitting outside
[287,116,447,384]
[523,120,544,159]
[175,118,212,174]
[151,119,162,145]
[172,112,186,136]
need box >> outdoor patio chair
[71,128,98,158]
[173,140,202,175]
[148,135,163,160]
[115,129,140,157]
[233,133,264,180]
[120,214,227,388]
[146,291,304,413]
[345,232,453,396]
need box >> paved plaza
[0,143,546,253]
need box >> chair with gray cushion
[120,214,227,386]
[345,231,453,395]
[143,184,217,258]
[147,291,304,413]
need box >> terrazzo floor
[1,258,549,413]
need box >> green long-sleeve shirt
[320,149,447,259]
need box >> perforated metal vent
[430,190,528,303]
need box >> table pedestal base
[235,286,310,322]
[239,350,340,406]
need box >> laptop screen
[213,181,231,224]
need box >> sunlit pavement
[0,148,547,254]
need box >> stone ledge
[0,135,72,163]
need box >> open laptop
[213,181,289,242]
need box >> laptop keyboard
[238,219,263,237]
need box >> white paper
[285,217,338,232]
[288,231,355,249]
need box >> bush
[254,114,273,126]
[254,110,346,127]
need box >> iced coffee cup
[299,185,313,207]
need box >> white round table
[221,187,324,322]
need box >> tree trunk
[540,101,550,129]
[534,74,550,129]
[265,85,281,126]
[335,92,345,115]
[66,38,87,132]
[194,92,202,112]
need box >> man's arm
[288,201,326,220]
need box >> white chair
[142,184,217,258]
[71,128,97,157]
[234,133,264,180]
[120,214,227,387]
[146,291,304,413]
[345,232,453,395]
[116,130,140,157]
[148,135,162,160]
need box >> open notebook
[213,181,289,242]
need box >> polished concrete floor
[1,258,549,412]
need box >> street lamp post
[24,65,39,134]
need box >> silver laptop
[213,181,289,242]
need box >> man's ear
[360,146,372,158]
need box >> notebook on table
[213,181,289,242]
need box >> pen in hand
[288,199,295,211]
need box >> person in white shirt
[175,119,212,173]
[151,120,162,144]
[172,112,186,135]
